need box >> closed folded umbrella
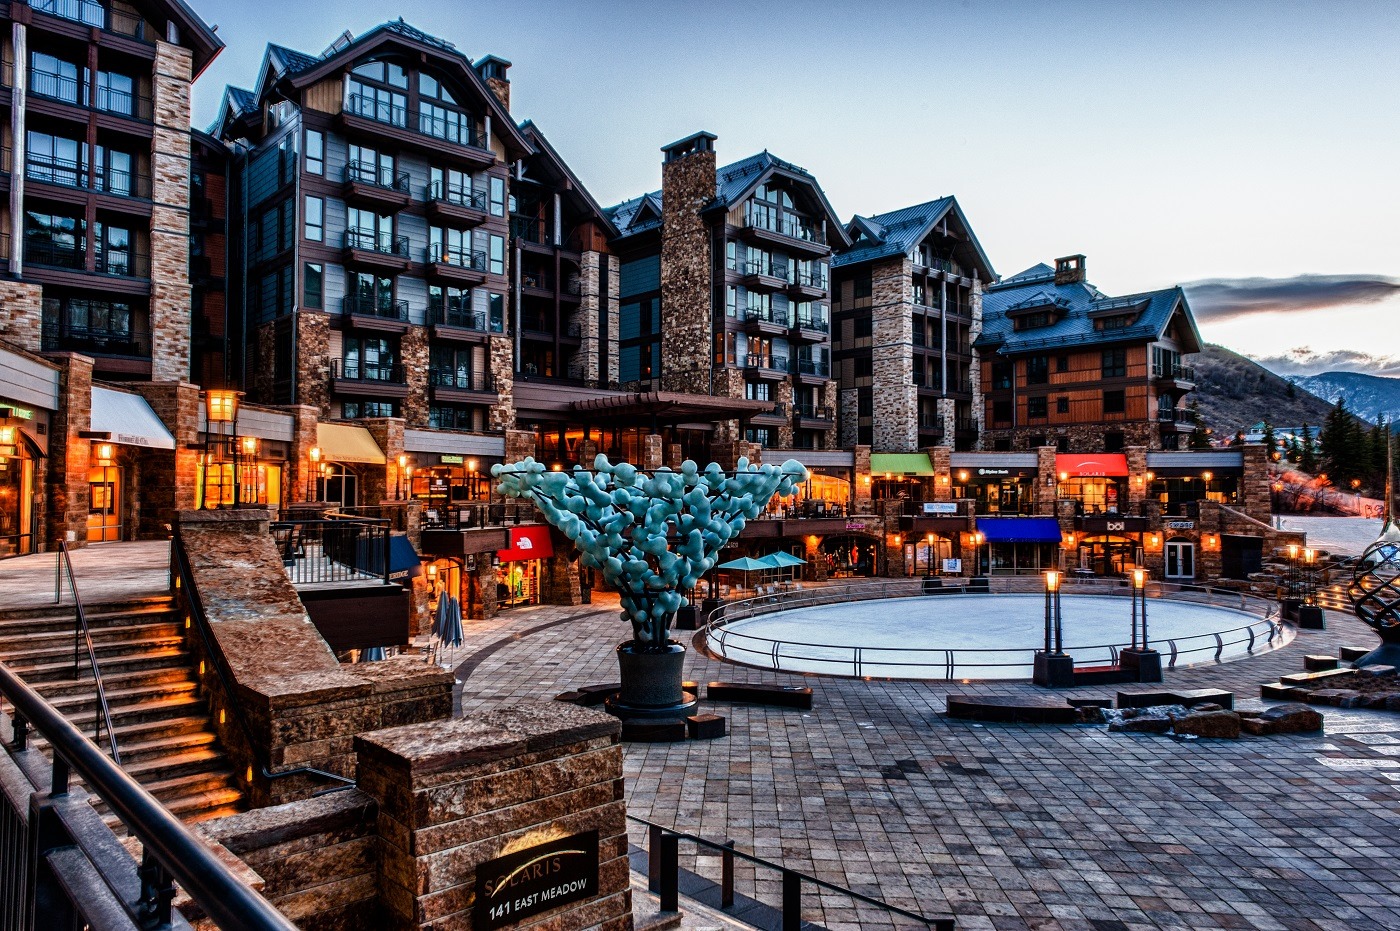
[363,646,386,662]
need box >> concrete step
[0,598,177,628]
[44,678,199,717]
[28,667,195,702]
[115,728,219,766]
[3,643,190,683]
[59,693,207,732]
[0,621,182,653]
[122,746,229,784]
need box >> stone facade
[838,388,859,448]
[150,42,195,381]
[0,280,43,353]
[983,421,1161,454]
[361,418,405,504]
[252,321,277,405]
[659,147,715,395]
[288,405,322,503]
[489,336,515,431]
[968,280,985,444]
[604,254,620,388]
[46,353,93,547]
[401,328,430,427]
[775,380,795,449]
[131,381,201,535]
[297,313,331,416]
[577,251,602,385]
[870,259,916,452]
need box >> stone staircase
[0,594,246,826]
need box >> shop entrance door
[1165,539,1195,580]
[87,465,122,542]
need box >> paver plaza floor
[453,594,1400,931]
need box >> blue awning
[976,518,1063,544]
[345,532,424,581]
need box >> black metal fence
[270,517,393,585]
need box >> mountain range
[1191,345,1339,435]
[1286,371,1400,426]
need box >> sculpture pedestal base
[1120,648,1163,683]
[606,641,698,719]
[1033,651,1075,688]
[1354,628,1400,669]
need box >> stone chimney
[1054,254,1086,285]
[659,132,718,395]
[475,55,512,111]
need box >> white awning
[91,387,175,450]
[317,423,385,464]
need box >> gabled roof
[606,193,663,236]
[254,19,530,159]
[977,263,1202,356]
[208,85,257,137]
[150,0,224,77]
[832,196,995,281]
[518,120,619,239]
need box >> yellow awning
[317,423,385,464]
[869,453,935,476]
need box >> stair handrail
[168,529,354,791]
[56,540,121,766]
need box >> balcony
[343,294,409,334]
[427,182,489,227]
[1158,408,1196,431]
[342,229,411,272]
[428,242,487,284]
[790,313,830,342]
[918,415,945,438]
[24,150,151,199]
[342,160,411,209]
[739,260,788,292]
[41,323,150,358]
[28,67,153,121]
[791,357,830,382]
[330,359,409,399]
[23,238,83,271]
[521,314,581,343]
[742,307,789,337]
[787,268,828,300]
[743,354,788,381]
[740,209,830,256]
[511,215,547,245]
[1153,361,1196,391]
[428,302,496,341]
[31,0,150,41]
[429,367,495,402]
[795,404,834,428]
[751,401,788,426]
[95,248,149,278]
[341,94,492,168]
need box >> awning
[90,386,175,450]
[317,423,386,464]
[499,525,553,562]
[347,532,423,581]
[976,517,1063,544]
[1056,453,1129,478]
[870,453,934,476]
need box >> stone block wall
[362,418,406,504]
[131,381,201,535]
[46,353,93,546]
[775,381,794,449]
[578,251,602,385]
[150,41,194,381]
[0,280,43,353]
[297,313,331,416]
[870,259,915,452]
[355,705,630,931]
[659,147,715,395]
[289,405,322,503]
[402,329,430,426]
[604,255,620,388]
[252,321,277,405]
[1034,446,1058,515]
[838,388,858,448]
[489,336,515,431]
[983,421,1160,453]
[540,553,581,606]
[1238,444,1272,523]
[853,444,872,513]
[969,280,985,444]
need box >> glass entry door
[1165,539,1195,580]
[87,465,122,542]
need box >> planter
[606,641,697,719]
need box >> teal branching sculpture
[494,454,808,651]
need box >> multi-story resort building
[831,197,994,453]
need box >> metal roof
[833,196,996,281]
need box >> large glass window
[304,196,324,242]
[490,177,505,217]
[431,227,476,267]
[346,66,406,126]
[24,210,84,268]
[305,130,324,175]
[347,144,394,186]
[429,345,474,389]
[346,208,393,250]
[95,145,134,196]
[1027,356,1049,385]
[30,51,81,104]
[342,401,399,419]
[1101,348,1127,379]
[303,263,323,309]
[94,70,136,116]
[26,130,85,187]
[347,272,394,313]
[343,335,397,380]
[489,235,505,275]
[94,222,133,276]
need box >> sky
[191,0,1400,375]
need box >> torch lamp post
[1281,542,1302,622]
[1120,567,1163,682]
[1297,546,1326,629]
[1033,569,1075,687]
[925,532,935,577]
[204,389,240,509]
[971,530,987,589]
[306,446,322,502]
[396,454,409,500]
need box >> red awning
[498,525,554,562]
[1056,454,1129,478]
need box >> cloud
[1249,347,1400,378]
[1181,274,1400,324]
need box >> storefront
[1070,515,1148,577]
[820,535,881,578]
[976,517,1063,575]
[196,400,294,511]
[870,453,934,505]
[951,461,1037,516]
[314,422,387,508]
[497,525,551,607]
[88,386,176,542]
[1055,454,1129,515]
[0,408,46,557]
[407,454,500,528]
[769,468,852,518]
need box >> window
[489,235,505,275]
[346,272,394,314]
[30,52,80,105]
[489,293,505,331]
[857,390,873,417]
[726,286,738,318]
[24,210,84,269]
[346,72,407,127]
[343,336,398,380]
[421,101,470,145]
[95,70,137,116]
[347,207,393,250]
[992,400,1012,424]
[1103,389,1125,414]
[992,361,1013,390]
[854,316,872,339]
[429,284,475,326]
[95,146,135,196]
[1056,355,1070,372]
[1027,356,1049,385]
[745,382,771,401]
[348,144,395,186]
[305,130,324,175]
[343,401,399,419]
[854,357,872,378]
[429,345,475,389]
[726,241,737,270]
[1056,396,1069,414]
[304,263,323,309]
[429,406,477,431]
[490,177,505,217]
[1028,396,1048,419]
[304,196,323,242]
[1101,349,1127,379]
[745,428,771,446]
[1013,311,1051,330]
[853,275,872,299]
[1097,315,1132,330]
[26,130,85,187]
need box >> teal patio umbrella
[758,550,807,583]
[716,555,772,592]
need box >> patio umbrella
[758,551,807,584]
[441,594,464,663]
[362,646,386,662]
[717,555,772,592]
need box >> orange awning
[1056,454,1129,478]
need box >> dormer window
[1013,311,1053,331]
[1096,314,1133,331]
[419,73,457,104]
[753,183,793,209]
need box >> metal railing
[700,578,1287,680]
[742,259,788,280]
[795,404,833,421]
[631,815,953,931]
[41,324,151,357]
[23,237,84,270]
[429,301,497,332]
[270,516,393,586]
[511,215,547,243]
[32,0,148,39]
[791,268,827,290]
[745,208,826,245]
[344,228,410,257]
[344,92,407,128]
[793,314,829,333]
[421,500,535,530]
[792,357,829,377]
[429,368,493,392]
[417,110,485,149]
[25,150,87,189]
[1153,362,1196,382]
[1157,408,1194,424]
[429,181,487,211]
[52,541,120,765]
[344,159,410,193]
[431,242,487,270]
[344,294,409,320]
[96,248,150,277]
[95,82,153,120]
[331,359,406,383]
[744,308,789,327]
[743,353,788,372]
[28,66,82,105]
[0,663,299,931]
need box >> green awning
[870,453,935,476]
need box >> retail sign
[0,406,35,420]
[942,558,962,573]
[474,831,599,931]
[976,468,1009,476]
[116,432,154,447]
[1166,520,1196,530]
[441,455,465,464]
[499,525,554,562]
[922,502,959,514]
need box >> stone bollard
[356,704,631,931]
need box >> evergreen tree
[1230,430,1246,447]
[1188,400,1211,450]
[1286,434,1301,464]
[1261,422,1278,459]
[1299,423,1318,474]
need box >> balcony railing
[429,181,487,212]
[96,164,151,198]
[744,308,789,327]
[521,315,579,337]
[429,368,493,392]
[23,237,83,270]
[25,151,86,189]
[417,111,485,149]
[331,359,405,383]
[345,93,407,129]
[343,294,408,321]
[1153,362,1196,382]
[32,0,148,40]
[29,66,82,106]
[511,215,547,244]
[955,416,978,432]
[96,248,149,278]
[344,94,487,152]
[792,358,830,377]
[918,415,944,431]
[745,208,826,245]
[345,160,410,193]
[744,354,788,371]
[792,268,827,289]
[428,302,492,331]
[742,259,787,279]
[42,324,150,357]
[344,229,410,257]
[430,242,486,270]
[793,313,829,333]
[1158,408,1195,424]
[795,404,833,420]
[95,82,153,120]
[522,272,553,291]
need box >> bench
[946,695,1080,724]
[1304,654,1340,672]
[1117,688,1233,710]
[706,681,813,709]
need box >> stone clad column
[1125,445,1149,512]
[150,41,194,381]
[356,705,631,931]
[853,444,872,514]
[871,258,915,452]
[46,352,94,546]
[927,446,952,502]
[641,434,663,471]
[1034,445,1058,516]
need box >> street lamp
[925,532,935,577]
[1131,567,1148,649]
[1121,567,1163,682]
[1044,569,1062,654]
[397,454,409,500]
[1033,569,1074,687]
[240,436,260,506]
[307,446,322,501]
[1272,480,1284,529]
[972,530,985,579]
